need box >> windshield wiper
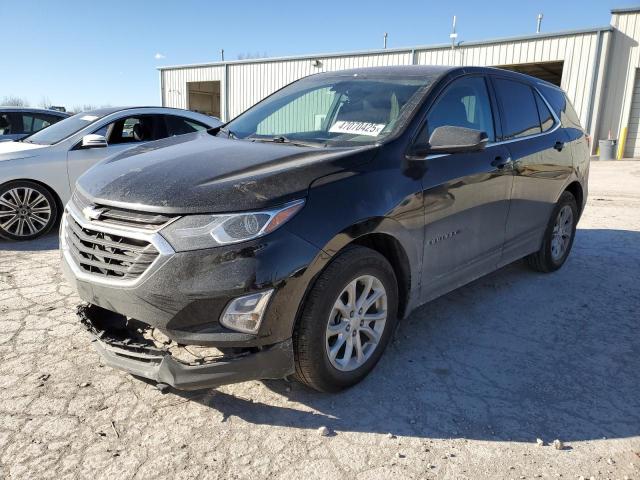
[249,135,326,148]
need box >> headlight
[161,199,305,251]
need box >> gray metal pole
[536,13,544,34]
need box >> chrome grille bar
[65,214,159,279]
[61,197,175,287]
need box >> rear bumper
[79,304,294,390]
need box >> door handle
[554,141,565,151]
[491,156,512,170]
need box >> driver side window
[92,115,165,145]
[423,76,495,143]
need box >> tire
[293,246,399,392]
[526,191,578,273]
[0,181,58,241]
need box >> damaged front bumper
[78,304,295,390]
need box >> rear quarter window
[537,84,583,130]
[534,92,555,132]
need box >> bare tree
[1,96,30,107]
[71,104,99,113]
[38,96,52,109]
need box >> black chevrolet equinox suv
[62,66,589,392]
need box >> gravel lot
[0,161,638,480]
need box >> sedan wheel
[0,182,57,241]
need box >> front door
[66,115,164,189]
[416,75,514,302]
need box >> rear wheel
[526,191,578,272]
[0,181,58,241]
[293,246,398,392]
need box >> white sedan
[0,107,221,240]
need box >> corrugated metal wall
[601,10,640,157]
[160,28,607,142]
[161,65,225,113]
[227,52,411,118]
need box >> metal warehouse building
[159,7,640,158]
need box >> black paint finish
[76,130,377,214]
[65,66,590,389]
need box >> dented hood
[77,131,376,214]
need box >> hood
[77,131,377,214]
[0,141,47,161]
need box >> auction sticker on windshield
[329,121,385,136]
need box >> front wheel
[293,246,398,392]
[526,191,578,272]
[0,181,58,241]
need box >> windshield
[222,73,436,146]
[22,112,106,145]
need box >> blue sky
[1,0,635,108]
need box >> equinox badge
[428,229,461,245]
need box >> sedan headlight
[161,199,305,251]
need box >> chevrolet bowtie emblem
[82,206,104,221]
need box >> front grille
[72,190,176,231]
[97,208,175,230]
[65,213,159,280]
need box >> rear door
[66,114,166,188]
[491,76,574,265]
[418,74,514,302]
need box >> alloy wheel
[325,275,388,372]
[0,187,52,237]
[550,204,573,261]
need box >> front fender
[0,153,71,205]
[282,164,425,326]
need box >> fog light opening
[220,290,274,334]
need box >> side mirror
[81,134,107,149]
[408,126,488,158]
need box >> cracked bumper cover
[78,304,295,390]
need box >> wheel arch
[350,233,412,319]
[292,217,420,335]
[564,180,584,216]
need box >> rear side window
[537,84,582,129]
[0,113,11,134]
[165,116,208,136]
[32,114,59,132]
[21,114,36,134]
[493,78,541,139]
[424,76,496,142]
[534,92,555,132]
[16,113,61,134]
